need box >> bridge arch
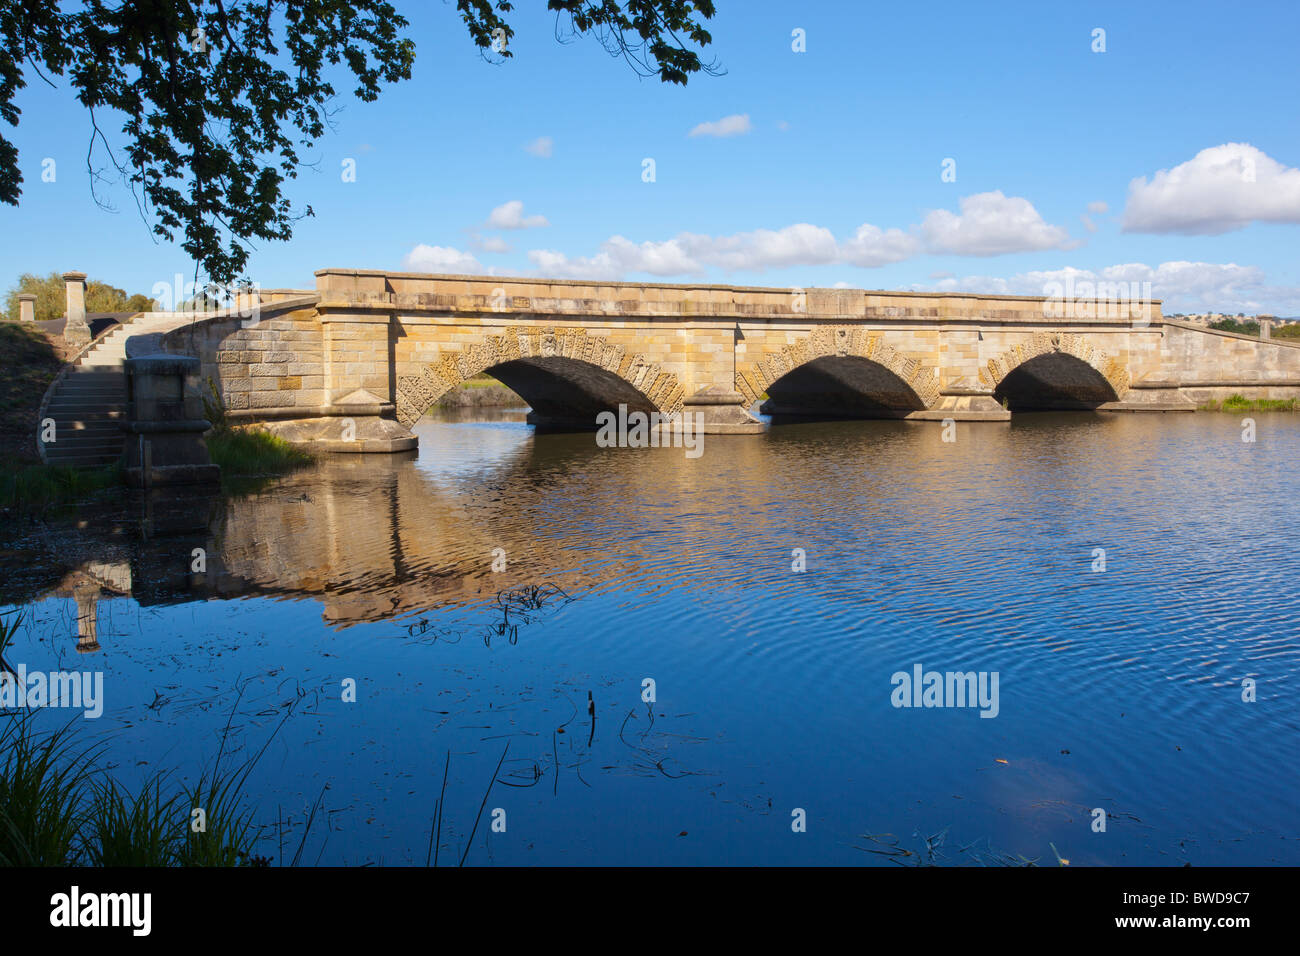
[980,332,1130,410]
[736,325,942,418]
[395,327,685,427]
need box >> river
[2,408,1297,865]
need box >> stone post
[17,293,35,323]
[72,580,102,654]
[1259,314,1274,340]
[123,354,221,487]
[62,271,91,348]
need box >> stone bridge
[139,269,1300,452]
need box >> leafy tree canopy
[4,272,156,322]
[1209,318,1261,337]
[1,1,718,285]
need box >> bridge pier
[684,387,765,433]
[906,388,1010,421]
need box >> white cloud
[487,200,549,230]
[691,223,840,271]
[1087,200,1109,214]
[524,136,554,158]
[523,193,1074,280]
[402,244,484,274]
[842,224,922,267]
[921,191,1077,256]
[472,235,512,254]
[528,225,842,278]
[917,261,1300,314]
[1122,143,1300,235]
[688,113,752,138]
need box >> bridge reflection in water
[16,404,1182,646]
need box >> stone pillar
[284,306,417,452]
[73,580,101,654]
[683,385,764,434]
[1259,314,1274,340]
[62,271,91,348]
[123,354,221,487]
[17,293,35,323]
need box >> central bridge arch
[980,332,1130,410]
[395,327,685,427]
[736,325,942,419]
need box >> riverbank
[0,322,67,465]
[435,374,522,408]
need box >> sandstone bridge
[65,269,1300,456]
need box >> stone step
[44,356,130,466]
[44,455,122,468]
[48,430,125,443]
[53,429,124,439]
[41,409,126,421]
[45,410,126,422]
[51,384,125,394]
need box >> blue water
[3,410,1297,864]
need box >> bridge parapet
[315,268,1161,326]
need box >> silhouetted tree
[0,1,719,282]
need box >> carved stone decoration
[736,324,943,409]
[978,331,1130,398]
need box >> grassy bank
[201,380,313,478]
[0,462,121,516]
[1199,393,1299,412]
[205,427,312,475]
[0,322,66,466]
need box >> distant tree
[3,272,156,321]
[0,1,720,284]
[1209,317,1261,337]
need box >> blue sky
[4,0,1299,313]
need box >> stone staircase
[40,319,162,468]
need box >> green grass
[1,610,269,867]
[83,774,185,867]
[205,427,312,476]
[0,714,265,867]
[1200,393,1298,412]
[0,462,121,515]
[0,715,102,865]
